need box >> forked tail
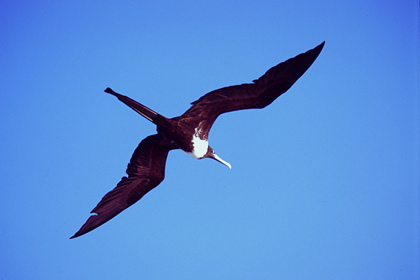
[104,87,166,124]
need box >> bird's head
[205,146,231,169]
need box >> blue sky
[1,0,419,279]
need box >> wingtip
[316,41,326,52]
[314,41,325,52]
[69,230,83,239]
[69,213,98,239]
[304,41,325,62]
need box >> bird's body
[71,42,325,238]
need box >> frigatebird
[71,42,324,238]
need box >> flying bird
[71,42,325,238]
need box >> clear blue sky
[1,0,419,279]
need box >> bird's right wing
[178,42,325,131]
[71,134,177,239]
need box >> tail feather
[104,87,162,123]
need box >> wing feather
[70,134,176,238]
[180,42,325,128]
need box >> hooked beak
[211,153,232,169]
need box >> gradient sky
[2,1,419,279]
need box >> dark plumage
[71,42,325,238]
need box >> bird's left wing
[70,134,177,239]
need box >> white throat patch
[186,128,208,159]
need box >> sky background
[1,0,419,279]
